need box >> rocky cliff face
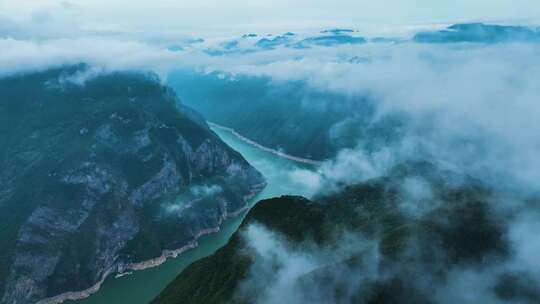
[0,66,265,304]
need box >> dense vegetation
[154,161,538,304]
[0,66,264,303]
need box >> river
[69,125,318,304]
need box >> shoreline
[36,183,266,304]
[208,122,323,166]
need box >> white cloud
[210,42,540,194]
[507,213,540,282]
[163,184,223,216]
[236,224,380,304]
[0,37,186,77]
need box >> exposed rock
[0,66,265,304]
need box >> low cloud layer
[236,224,381,304]
[3,0,539,35]
[163,184,223,217]
[237,41,540,195]
[2,11,540,304]
[2,24,539,195]
[180,29,540,303]
[235,188,540,304]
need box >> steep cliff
[168,71,402,161]
[0,66,265,304]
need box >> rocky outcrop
[0,66,265,304]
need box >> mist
[214,41,540,195]
[233,179,540,304]
[2,9,540,303]
[184,28,540,304]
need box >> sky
[1,0,540,36]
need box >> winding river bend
[68,125,317,304]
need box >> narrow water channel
[70,125,317,304]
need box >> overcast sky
[1,0,540,36]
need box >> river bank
[208,122,324,166]
[61,125,317,304]
[38,182,266,304]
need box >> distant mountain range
[169,22,540,162]
[185,23,540,57]
[1,21,538,304]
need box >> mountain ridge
[0,65,265,304]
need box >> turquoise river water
[69,125,317,304]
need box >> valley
[68,124,319,304]
[1,2,539,300]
